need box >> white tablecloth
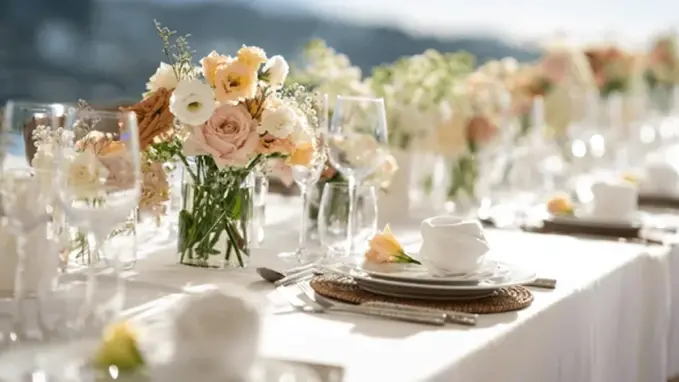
[129,201,672,382]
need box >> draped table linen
[129,205,671,382]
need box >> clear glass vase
[177,163,254,269]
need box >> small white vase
[378,150,412,225]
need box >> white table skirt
[131,210,671,382]
[667,245,679,378]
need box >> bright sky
[141,0,679,46]
[264,0,679,46]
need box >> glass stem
[78,232,103,328]
[346,177,358,257]
[296,186,310,258]
[13,231,28,339]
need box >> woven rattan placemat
[310,274,533,314]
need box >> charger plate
[310,274,534,314]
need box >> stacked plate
[324,260,536,301]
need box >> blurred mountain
[1,0,540,103]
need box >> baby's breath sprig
[153,20,196,81]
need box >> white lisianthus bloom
[146,62,179,93]
[258,103,299,139]
[170,79,216,126]
[67,150,107,200]
[262,56,289,88]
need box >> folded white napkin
[643,161,679,194]
[419,216,490,276]
[590,180,638,219]
[137,286,264,380]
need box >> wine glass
[327,96,388,257]
[0,101,65,343]
[278,94,328,264]
[55,108,141,332]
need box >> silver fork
[361,301,478,326]
[294,283,446,326]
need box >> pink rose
[466,116,497,145]
[184,104,259,167]
[99,152,136,191]
[540,53,568,84]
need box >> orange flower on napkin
[365,224,421,264]
[546,193,574,215]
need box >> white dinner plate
[322,263,536,292]
[361,260,507,285]
[549,211,643,228]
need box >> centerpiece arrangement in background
[645,34,679,113]
[124,21,320,269]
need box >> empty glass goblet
[54,108,141,333]
[327,96,388,257]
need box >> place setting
[264,215,558,327]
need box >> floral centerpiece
[645,35,679,112]
[433,70,507,208]
[514,43,595,142]
[369,49,475,151]
[584,45,637,98]
[125,22,318,269]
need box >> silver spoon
[256,263,317,283]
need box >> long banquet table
[127,196,677,382]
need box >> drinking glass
[327,96,388,257]
[317,183,378,259]
[251,170,269,248]
[279,94,328,264]
[54,109,141,333]
[0,101,64,343]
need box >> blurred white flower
[262,56,289,88]
[146,62,179,94]
[67,150,108,200]
[258,102,307,141]
[170,79,216,126]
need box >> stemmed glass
[0,101,64,342]
[327,96,388,257]
[279,94,329,264]
[55,109,141,332]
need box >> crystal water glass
[53,109,141,334]
[327,96,388,257]
[0,101,65,343]
[317,183,378,259]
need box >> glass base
[278,249,324,265]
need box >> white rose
[258,104,298,139]
[146,62,179,93]
[170,79,216,126]
[67,151,107,199]
[263,56,289,88]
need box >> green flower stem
[177,154,255,268]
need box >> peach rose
[288,142,314,167]
[466,116,497,145]
[139,161,170,213]
[184,104,259,168]
[214,60,258,103]
[257,133,295,155]
[200,51,233,87]
[364,225,420,264]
